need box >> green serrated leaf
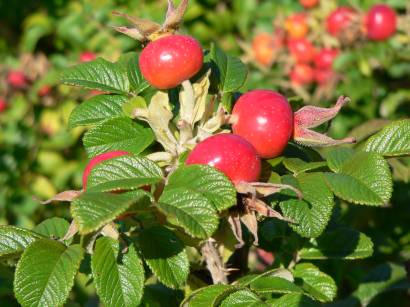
[14,239,83,307]
[122,52,150,94]
[71,190,147,234]
[158,188,219,239]
[250,276,302,294]
[83,117,154,158]
[210,44,247,93]
[272,293,320,307]
[363,119,410,157]
[283,158,327,175]
[220,289,266,307]
[324,152,392,206]
[280,173,334,238]
[182,284,237,307]
[33,217,70,242]
[61,58,129,94]
[166,165,236,211]
[68,94,128,128]
[0,226,42,259]
[325,148,355,173]
[87,155,163,192]
[293,263,337,302]
[92,237,144,307]
[137,226,189,289]
[299,228,373,260]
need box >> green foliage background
[0,0,409,306]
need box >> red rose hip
[231,90,293,159]
[290,64,315,85]
[186,134,261,183]
[287,38,315,63]
[139,34,203,89]
[0,98,7,113]
[326,7,357,36]
[314,48,339,69]
[80,51,96,62]
[365,4,397,41]
[300,0,319,9]
[7,70,27,89]
[82,151,129,189]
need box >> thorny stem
[200,239,228,284]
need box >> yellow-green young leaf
[33,217,71,243]
[137,226,189,289]
[293,263,337,302]
[71,190,147,234]
[250,276,303,294]
[61,58,129,94]
[83,117,154,158]
[220,289,266,307]
[166,165,236,211]
[364,119,410,157]
[181,284,238,307]
[272,293,320,307]
[91,237,144,307]
[87,155,163,192]
[324,152,392,206]
[0,226,42,259]
[68,94,128,128]
[210,44,247,93]
[14,239,83,307]
[283,158,327,175]
[158,188,219,239]
[299,228,373,260]
[280,173,334,238]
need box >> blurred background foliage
[0,0,409,306]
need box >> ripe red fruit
[139,34,203,89]
[0,98,7,112]
[231,90,293,159]
[314,68,336,85]
[7,70,27,89]
[285,14,308,39]
[365,4,397,41]
[314,48,339,69]
[80,51,96,62]
[186,134,261,183]
[300,0,319,9]
[252,33,275,66]
[287,38,315,63]
[290,63,315,85]
[326,7,357,36]
[82,151,129,190]
[38,85,52,97]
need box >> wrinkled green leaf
[0,226,42,259]
[283,158,327,175]
[220,289,266,307]
[182,284,238,307]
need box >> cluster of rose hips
[79,2,354,189]
[252,0,398,88]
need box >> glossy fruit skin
[139,34,203,89]
[300,0,319,9]
[290,64,315,85]
[231,90,293,159]
[186,134,261,183]
[0,98,7,113]
[80,51,96,62]
[314,48,339,69]
[285,14,308,39]
[326,7,356,36]
[82,151,129,189]
[287,38,315,63]
[365,4,397,41]
[7,70,27,89]
[252,33,275,66]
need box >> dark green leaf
[182,284,238,307]
[0,226,42,259]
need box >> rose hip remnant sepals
[186,134,261,183]
[231,90,293,159]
